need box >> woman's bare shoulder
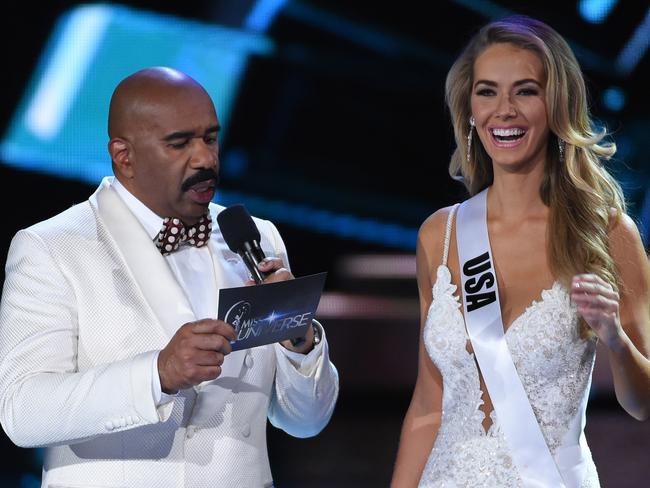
[418,205,459,267]
[419,205,458,240]
[609,211,649,278]
[609,211,647,255]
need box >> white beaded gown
[418,207,601,488]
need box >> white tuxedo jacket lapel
[91,179,196,338]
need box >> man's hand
[158,319,237,394]
[281,321,316,353]
[245,257,294,285]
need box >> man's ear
[108,138,134,178]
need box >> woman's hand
[571,273,624,348]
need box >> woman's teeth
[491,127,526,141]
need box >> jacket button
[245,354,254,368]
[105,421,114,431]
[241,423,251,438]
[186,426,196,439]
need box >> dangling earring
[467,116,475,164]
[558,136,565,162]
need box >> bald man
[0,67,339,488]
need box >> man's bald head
[106,66,220,223]
[108,67,211,139]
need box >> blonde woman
[391,15,650,487]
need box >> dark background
[1,1,649,487]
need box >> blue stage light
[602,86,626,111]
[616,7,650,75]
[579,0,618,24]
[245,0,288,32]
[216,190,419,250]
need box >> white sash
[456,188,566,488]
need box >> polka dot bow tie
[154,211,212,255]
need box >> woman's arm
[390,211,447,487]
[571,213,650,420]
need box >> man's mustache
[181,169,219,192]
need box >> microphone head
[216,204,261,253]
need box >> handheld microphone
[216,204,270,284]
[216,204,306,347]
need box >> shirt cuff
[275,323,327,376]
[151,351,177,407]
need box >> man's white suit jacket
[0,178,339,488]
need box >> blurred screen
[0,4,273,185]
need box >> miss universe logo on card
[225,300,312,342]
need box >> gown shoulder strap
[442,204,460,266]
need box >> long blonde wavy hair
[445,15,625,300]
